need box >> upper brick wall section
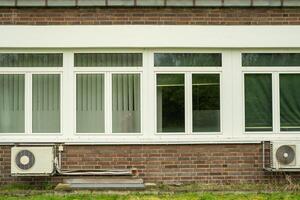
[0,7,300,25]
[1,0,300,7]
[0,8,300,25]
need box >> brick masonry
[1,7,300,185]
[0,144,299,185]
[0,7,300,25]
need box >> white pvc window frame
[1,48,300,143]
[0,50,64,136]
[241,50,300,135]
[73,50,144,135]
[151,50,224,135]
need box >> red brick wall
[0,7,300,25]
[0,144,299,186]
[0,7,300,186]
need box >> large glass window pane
[0,53,63,67]
[192,74,220,132]
[157,74,185,132]
[78,0,105,6]
[0,74,24,133]
[18,0,45,6]
[280,74,300,131]
[74,53,142,67]
[242,53,300,67]
[244,74,272,132]
[76,74,104,133]
[48,0,76,6]
[137,0,164,6]
[32,74,60,133]
[154,53,222,67]
[107,0,134,6]
[112,74,141,133]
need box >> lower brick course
[0,144,299,186]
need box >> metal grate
[1,0,299,7]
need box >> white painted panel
[1,26,300,48]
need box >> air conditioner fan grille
[15,150,35,170]
[276,145,295,165]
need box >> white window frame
[151,50,224,135]
[0,50,63,136]
[240,50,300,135]
[73,50,144,136]
[2,48,300,143]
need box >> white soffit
[0,25,300,48]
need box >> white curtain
[32,74,60,133]
[112,74,140,133]
[76,74,104,133]
[0,74,25,133]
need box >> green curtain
[76,74,104,133]
[112,74,141,133]
[0,74,25,133]
[154,53,222,67]
[0,53,62,67]
[192,74,220,132]
[32,74,60,133]
[74,53,142,67]
[157,74,185,132]
[244,74,273,132]
[280,74,300,131]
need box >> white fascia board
[0,25,300,48]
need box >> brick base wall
[0,7,300,25]
[1,144,300,186]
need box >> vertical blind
[76,74,105,133]
[112,74,141,133]
[244,74,273,132]
[0,53,63,67]
[32,74,60,133]
[0,74,25,133]
[74,53,143,67]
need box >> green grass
[0,192,300,200]
[1,183,300,200]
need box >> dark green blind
[280,74,300,131]
[244,74,273,132]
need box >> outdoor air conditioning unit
[270,142,300,170]
[11,146,55,176]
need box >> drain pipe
[55,145,137,176]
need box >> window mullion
[105,72,112,134]
[26,73,32,134]
[186,72,192,134]
[273,72,280,133]
[63,52,74,136]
